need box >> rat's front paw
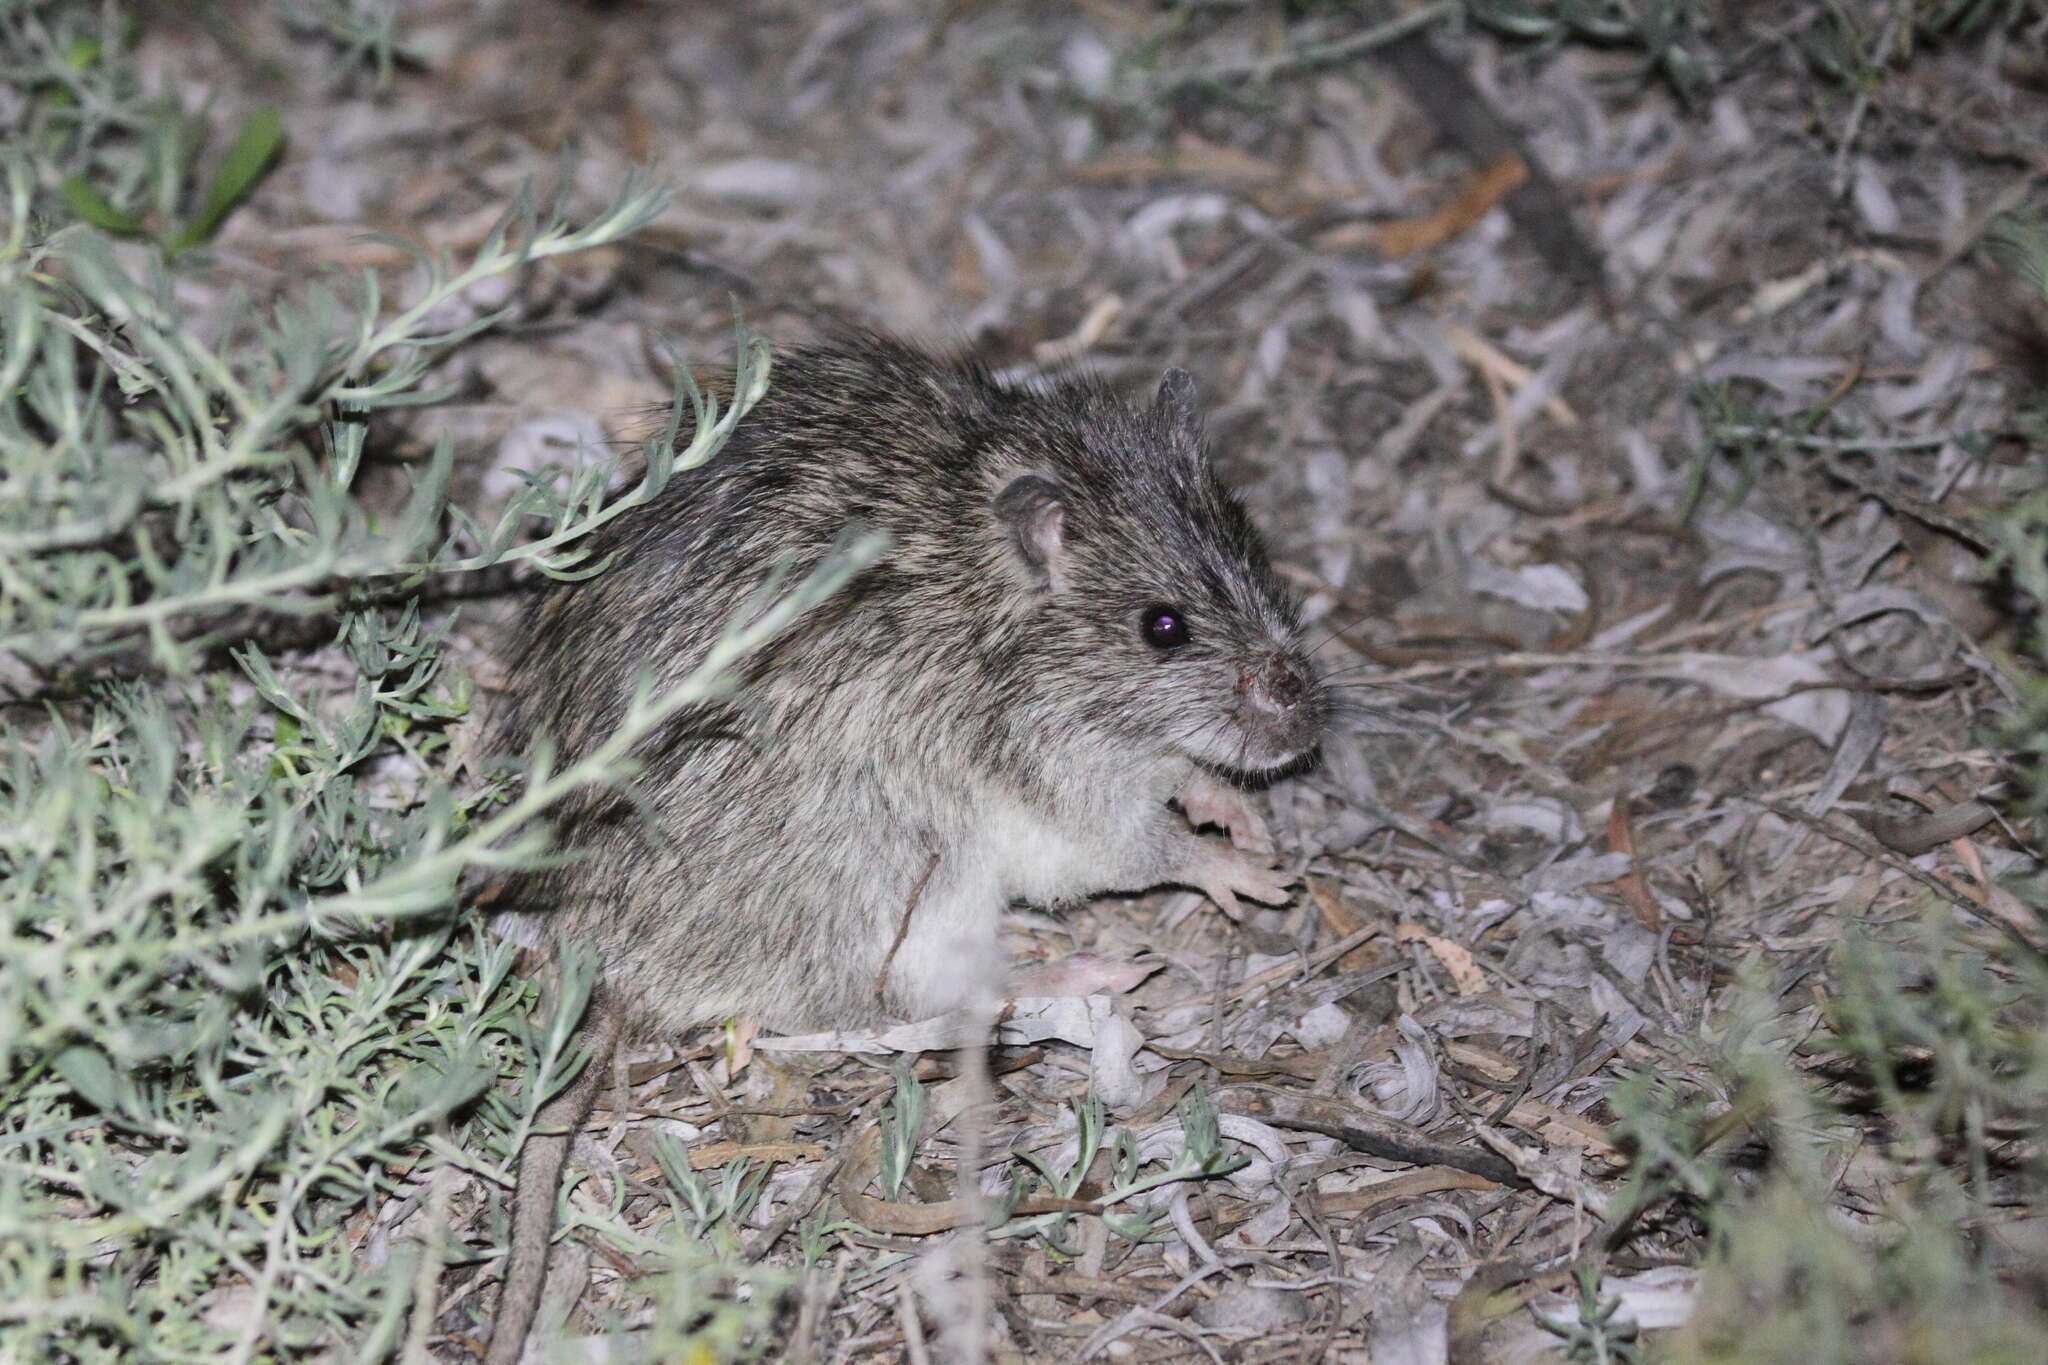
[1182,839,1294,921]
[1178,771,1274,856]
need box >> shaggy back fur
[490,334,1326,1032]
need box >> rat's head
[986,369,1327,778]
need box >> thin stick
[1831,0,1906,199]
[874,853,942,1010]
[743,1148,850,1262]
[1157,2,1456,92]
[1754,798,2043,958]
[1261,1106,1526,1189]
[896,1280,933,1365]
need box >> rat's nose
[1244,654,1316,718]
[1264,657,1312,709]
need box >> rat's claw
[1179,772,1275,856]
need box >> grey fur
[491,333,1325,1032]
[482,334,1326,1357]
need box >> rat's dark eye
[1140,604,1191,650]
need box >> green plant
[56,102,282,254]
[1535,1264,1643,1365]
[877,1060,928,1201]
[640,1228,790,1365]
[999,1087,1247,1253]
[655,1149,777,1243]
[6,2,282,254]
[1465,0,1716,102]
[513,1138,792,1361]
[1603,919,2048,1363]
[796,1208,840,1267]
[271,0,408,87]
[0,48,879,1359]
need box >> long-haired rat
[481,334,1327,1360]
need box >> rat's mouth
[1196,742,1324,787]
[1182,707,1326,782]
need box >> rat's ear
[993,472,1068,592]
[1153,368,1204,450]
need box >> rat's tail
[485,990,622,1365]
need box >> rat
[480,333,1328,1361]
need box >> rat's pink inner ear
[993,471,1069,593]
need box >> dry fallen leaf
[1076,130,1346,212]
[1441,322,1582,427]
[1308,877,1388,972]
[1395,923,1488,995]
[668,1140,829,1173]
[1602,796,1664,931]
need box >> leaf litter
[134,1,2048,1359]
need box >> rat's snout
[1234,650,1327,767]
[1242,652,1316,717]
[1254,655,1314,712]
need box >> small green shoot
[998,1086,1246,1253]
[878,1059,928,1201]
[174,105,283,249]
[57,103,283,254]
[797,1209,841,1267]
[655,1146,775,1243]
[1011,1090,1109,1251]
[1534,1264,1643,1365]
